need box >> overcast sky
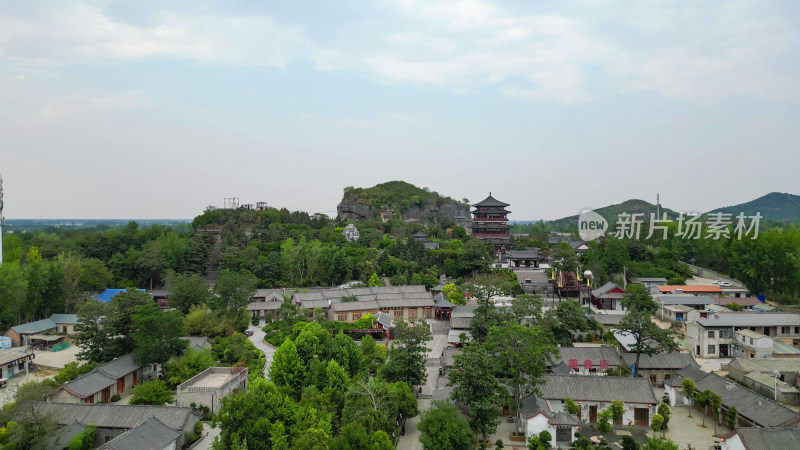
[2,0,799,221]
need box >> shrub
[110,394,121,402]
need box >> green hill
[709,192,800,223]
[337,181,470,224]
[549,199,679,229]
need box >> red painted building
[471,193,511,251]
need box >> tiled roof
[507,249,539,259]
[451,305,478,318]
[247,301,282,310]
[434,293,456,308]
[727,358,800,374]
[657,285,722,293]
[295,285,433,311]
[733,428,800,450]
[717,297,762,307]
[696,312,800,327]
[630,278,668,283]
[95,288,146,302]
[440,347,462,368]
[592,282,624,298]
[11,318,56,334]
[60,354,142,398]
[656,295,715,306]
[472,194,510,208]
[621,352,695,370]
[550,411,580,425]
[99,416,180,450]
[538,375,658,404]
[447,329,471,344]
[550,346,623,368]
[49,314,79,325]
[670,366,799,427]
[180,336,212,351]
[38,402,198,431]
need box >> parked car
[719,282,733,287]
[713,280,723,285]
[245,329,254,336]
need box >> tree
[609,400,625,425]
[650,414,664,437]
[466,272,517,304]
[0,379,59,450]
[707,390,722,434]
[643,437,679,450]
[73,298,116,363]
[725,406,738,431]
[486,324,558,430]
[511,294,543,324]
[131,302,188,373]
[368,430,394,450]
[368,273,382,287]
[66,424,96,450]
[129,379,173,405]
[657,403,670,435]
[211,269,258,311]
[564,398,580,415]
[597,408,613,434]
[269,339,305,399]
[167,273,211,314]
[381,319,431,386]
[554,300,589,332]
[617,307,677,374]
[418,400,474,450]
[538,430,552,449]
[55,361,98,383]
[343,378,418,437]
[681,378,696,417]
[441,283,466,306]
[105,288,154,356]
[449,343,504,441]
[695,391,710,427]
[551,242,578,275]
[164,347,216,388]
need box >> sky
[1,0,799,221]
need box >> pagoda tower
[471,193,511,251]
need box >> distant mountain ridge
[709,192,800,222]
[548,199,678,228]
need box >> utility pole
[623,266,627,289]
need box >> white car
[718,282,733,287]
[712,280,723,285]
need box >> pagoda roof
[472,223,511,229]
[473,208,512,214]
[472,193,509,208]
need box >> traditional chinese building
[471,193,511,252]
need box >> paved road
[192,422,222,450]
[247,321,277,378]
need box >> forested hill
[336,181,471,224]
[548,199,679,230]
[709,192,800,222]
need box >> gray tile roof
[180,336,212,351]
[246,301,282,311]
[451,305,477,318]
[38,403,198,431]
[10,318,56,334]
[621,352,695,370]
[550,361,572,375]
[669,366,799,427]
[53,421,86,449]
[374,312,393,329]
[550,411,580,425]
[507,249,540,259]
[447,329,471,344]
[630,278,668,283]
[538,375,658,404]
[49,314,79,325]
[60,354,142,398]
[550,346,623,368]
[655,295,715,306]
[519,394,552,418]
[696,312,800,327]
[732,428,800,450]
[99,416,180,450]
[592,282,624,298]
[726,357,800,374]
[591,314,626,326]
[440,347,462,368]
[434,293,455,308]
[295,285,433,312]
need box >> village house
[447,329,471,346]
[686,312,800,358]
[665,365,800,428]
[38,402,200,448]
[548,346,624,375]
[730,329,800,359]
[620,352,696,386]
[629,277,668,290]
[0,347,34,380]
[247,289,285,321]
[177,366,248,414]
[519,394,579,448]
[590,282,626,311]
[716,297,763,310]
[721,428,800,450]
[655,295,715,322]
[293,286,434,322]
[449,305,477,330]
[97,416,181,450]
[53,354,153,403]
[655,285,722,296]
[180,336,212,352]
[726,358,800,405]
[3,313,78,347]
[537,374,659,427]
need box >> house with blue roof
[95,288,145,303]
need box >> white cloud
[40,90,149,119]
[0,1,797,102]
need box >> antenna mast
[656,193,660,218]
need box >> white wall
[549,400,651,426]
[721,434,746,450]
[524,414,556,447]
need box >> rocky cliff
[336,181,472,226]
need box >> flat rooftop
[191,371,236,388]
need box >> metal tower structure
[0,174,4,265]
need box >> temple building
[471,193,511,252]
